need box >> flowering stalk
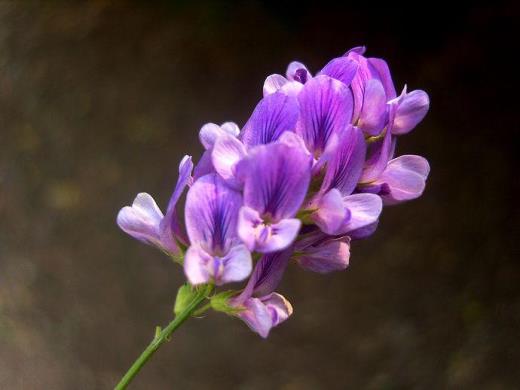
[115,284,212,390]
[115,46,431,386]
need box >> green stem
[191,302,212,317]
[114,285,211,389]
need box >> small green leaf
[173,284,198,316]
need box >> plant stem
[114,285,211,389]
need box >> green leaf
[173,284,198,316]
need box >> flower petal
[344,46,366,56]
[237,293,293,338]
[286,61,311,83]
[238,205,301,253]
[259,218,301,253]
[376,155,430,204]
[212,133,247,188]
[261,293,293,327]
[367,57,397,99]
[199,122,241,150]
[185,173,242,254]
[237,248,293,302]
[339,193,382,233]
[358,79,387,136]
[237,297,273,338]
[321,125,366,195]
[263,74,289,96]
[184,245,213,285]
[241,92,299,147]
[349,220,379,240]
[184,244,251,286]
[319,57,359,87]
[360,106,396,183]
[193,150,215,180]
[392,89,430,135]
[277,131,311,156]
[296,75,354,155]
[296,233,350,273]
[160,155,193,247]
[199,123,221,150]
[238,142,311,220]
[117,193,163,246]
[220,244,253,284]
[310,189,348,235]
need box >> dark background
[0,1,517,389]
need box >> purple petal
[199,123,221,150]
[296,75,354,155]
[321,125,366,195]
[376,155,430,205]
[338,193,382,233]
[237,293,293,338]
[392,89,430,135]
[199,122,240,150]
[263,74,289,96]
[193,150,215,180]
[117,192,164,247]
[221,122,241,137]
[241,92,299,147]
[220,244,253,285]
[310,189,348,235]
[286,61,311,83]
[277,131,311,156]
[358,79,387,136]
[350,76,365,125]
[261,293,293,327]
[184,173,242,254]
[280,81,304,96]
[349,220,379,240]
[212,133,247,188]
[238,206,301,253]
[344,46,366,56]
[184,243,251,286]
[237,248,293,302]
[319,57,359,87]
[237,297,273,338]
[160,155,193,247]
[238,142,311,220]
[236,206,261,252]
[184,245,213,285]
[360,108,395,183]
[296,233,350,273]
[367,57,397,100]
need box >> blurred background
[0,1,517,389]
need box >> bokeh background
[0,1,517,389]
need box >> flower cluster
[117,47,430,338]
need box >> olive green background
[0,1,517,389]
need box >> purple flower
[390,86,430,135]
[358,105,430,205]
[231,249,293,338]
[295,230,350,273]
[360,155,430,205]
[237,140,312,253]
[263,61,311,97]
[303,125,382,236]
[116,46,432,340]
[183,173,252,285]
[193,122,240,180]
[117,155,193,256]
